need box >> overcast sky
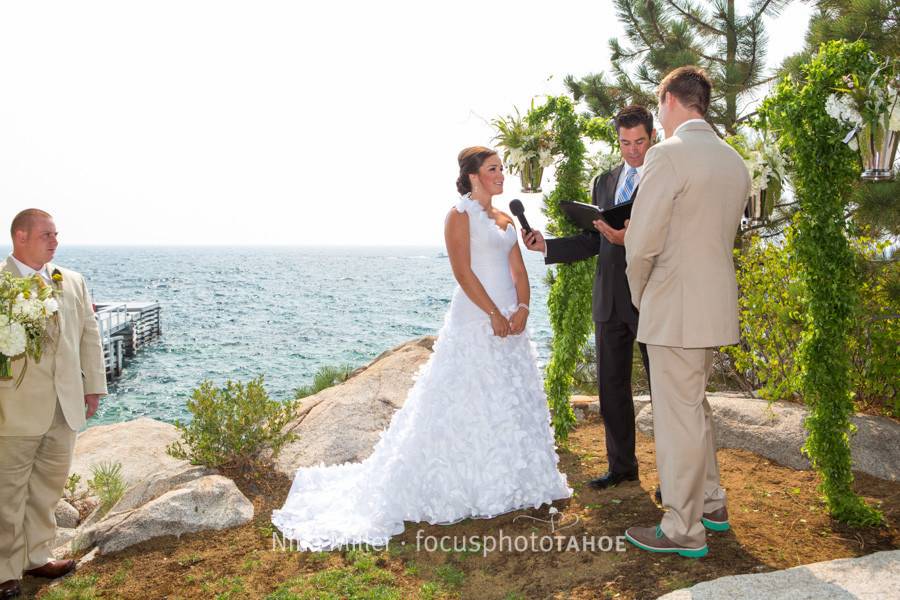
[0,1,812,246]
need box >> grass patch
[87,461,126,516]
[418,581,447,600]
[294,364,355,399]
[434,564,465,589]
[177,552,202,567]
[40,575,100,600]
[199,575,245,599]
[266,551,401,600]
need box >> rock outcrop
[54,500,80,529]
[73,475,254,554]
[69,417,191,495]
[61,417,253,556]
[634,393,899,481]
[657,549,900,599]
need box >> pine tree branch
[749,0,789,26]
[616,0,661,50]
[664,0,726,36]
[742,22,760,87]
[644,1,671,45]
[620,3,666,50]
[698,50,728,65]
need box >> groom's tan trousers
[647,345,727,548]
[0,402,76,582]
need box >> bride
[271,146,572,550]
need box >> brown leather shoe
[702,506,730,531]
[24,559,76,579]
[0,579,21,599]
[625,525,708,558]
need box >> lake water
[5,245,553,427]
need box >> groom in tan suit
[0,209,107,598]
[623,67,749,558]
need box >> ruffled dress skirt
[271,297,572,551]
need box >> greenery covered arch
[526,97,618,443]
[759,39,885,526]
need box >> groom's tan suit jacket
[623,120,749,547]
[624,121,749,348]
[0,256,107,436]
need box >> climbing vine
[759,40,885,526]
[526,98,616,443]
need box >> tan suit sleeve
[624,147,679,309]
[78,276,108,395]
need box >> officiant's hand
[508,308,528,335]
[593,219,629,246]
[521,229,546,253]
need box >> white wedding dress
[271,195,572,550]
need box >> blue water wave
[25,246,554,427]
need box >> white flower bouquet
[492,101,556,192]
[825,68,900,138]
[824,55,900,180]
[0,271,60,383]
[726,132,787,199]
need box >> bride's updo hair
[456,146,498,195]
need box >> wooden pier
[94,302,162,381]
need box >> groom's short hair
[614,105,654,137]
[659,66,712,116]
[10,209,53,238]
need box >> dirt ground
[26,416,899,600]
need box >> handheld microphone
[509,199,532,235]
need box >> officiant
[522,104,654,492]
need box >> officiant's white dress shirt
[614,163,645,202]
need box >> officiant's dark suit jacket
[544,163,650,476]
[545,164,637,325]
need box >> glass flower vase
[520,157,544,193]
[858,119,899,182]
[0,355,11,381]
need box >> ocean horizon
[2,245,553,427]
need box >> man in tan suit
[623,67,749,558]
[0,209,107,598]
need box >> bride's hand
[508,308,528,335]
[489,310,511,337]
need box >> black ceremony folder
[560,199,634,232]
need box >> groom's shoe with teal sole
[625,525,708,558]
[701,506,730,531]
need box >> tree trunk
[725,0,738,134]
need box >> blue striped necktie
[616,166,638,205]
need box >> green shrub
[727,227,898,417]
[726,228,807,402]
[294,364,354,400]
[64,472,83,503]
[87,462,125,517]
[167,376,299,470]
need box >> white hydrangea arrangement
[726,132,788,199]
[0,271,60,383]
[824,61,900,150]
[492,100,556,190]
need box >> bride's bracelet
[517,303,529,312]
